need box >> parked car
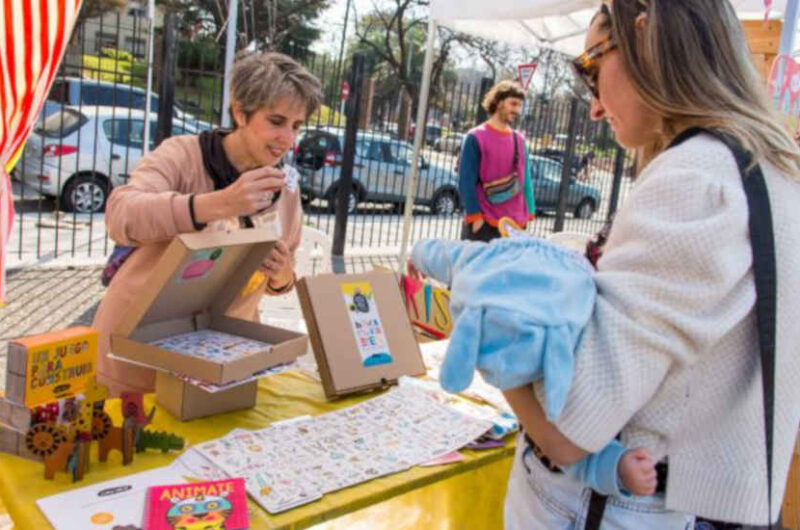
[533,148,582,176]
[409,123,443,146]
[294,128,461,215]
[39,77,213,132]
[433,133,464,154]
[19,106,200,213]
[529,155,600,219]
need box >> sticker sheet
[195,385,492,514]
[419,340,511,413]
[150,330,272,362]
[340,281,393,367]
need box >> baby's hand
[618,447,657,496]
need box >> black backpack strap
[670,127,778,527]
[584,491,608,530]
[512,130,519,170]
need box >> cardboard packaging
[6,327,98,408]
[0,423,42,461]
[0,398,33,431]
[154,372,258,422]
[400,275,452,342]
[297,271,426,399]
[110,228,307,420]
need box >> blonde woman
[92,52,321,396]
[502,0,800,528]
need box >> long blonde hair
[600,0,800,177]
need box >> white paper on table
[194,385,493,514]
[398,376,517,439]
[419,339,512,413]
[169,447,230,481]
[36,465,188,530]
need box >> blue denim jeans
[504,434,695,529]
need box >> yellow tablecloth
[0,372,514,529]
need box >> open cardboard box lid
[297,270,426,398]
[115,228,278,336]
[110,227,307,384]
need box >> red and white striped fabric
[0,0,82,304]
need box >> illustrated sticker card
[195,386,494,515]
[341,282,393,367]
[150,330,271,362]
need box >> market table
[0,371,515,529]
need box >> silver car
[433,133,464,154]
[295,128,461,215]
[18,106,198,213]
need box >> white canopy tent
[396,0,800,266]
[429,0,797,56]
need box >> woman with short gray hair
[92,52,322,396]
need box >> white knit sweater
[537,133,800,524]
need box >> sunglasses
[571,35,618,99]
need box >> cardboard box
[111,229,307,387]
[372,265,453,343]
[0,397,33,431]
[5,327,97,408]
[0,423,42,461]
[400,275,452,341]
[154,372,258,421]
[297,271,426,399]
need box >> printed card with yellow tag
[341,282,393,367]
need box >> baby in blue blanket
[409,236,656,497]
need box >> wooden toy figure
[97,415,136,465]
[24,423,73,480]
[121,392,150,425]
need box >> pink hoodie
[92,135,303,396]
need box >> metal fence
[8,13,633,268]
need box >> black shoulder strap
[512,130,519,170]
[670,127,778,527]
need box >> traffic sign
[518,63,538,92]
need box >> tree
[352,0,469,103]
[76,0,128,26]
[170,0,330,58]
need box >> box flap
[114,227,278,337]
[298,271,425,397]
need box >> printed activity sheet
[36,451,231,530]
[195,385,492,514]
[419,340,511,413]
[150,330,272,362]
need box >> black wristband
[188,194,207,231]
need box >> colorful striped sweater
[458,123,536,227]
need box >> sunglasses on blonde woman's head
[571,35,617,99]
